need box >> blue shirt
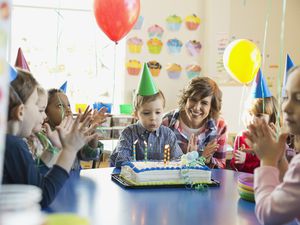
[110,122,183,167]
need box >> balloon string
[238,85,247,129]
[276,0,287,138]
[112,43,117,113]
[261,0,271,72]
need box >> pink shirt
[254,154,300,225]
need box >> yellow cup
[75,103,88,113]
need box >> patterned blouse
[162,109,228,168]
[110,121,183,167]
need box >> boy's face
[20,88,42,137]
[184,95,212,127]
[136,98,164,132]
[32,94,48,133]
[46,92,72,127]
[282,69,300,135]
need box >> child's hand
[202,140,219,163]
[245,119,288,166]
[44,123,62,149]
[79,106,93,122]
[92,107,111,126]
[56,114,98,153]
[187,133,197,152]
[234,150,246,164]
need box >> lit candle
[163,145,167,165]
[144,141,148,161]
[133,139,138,161]
[167,145,170,163]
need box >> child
[3,69,97,208]
[230,70,294,173]
[110,63,183,167]
[245,66,300,224]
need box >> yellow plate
[238,181,254,192]
[46,213,90,225]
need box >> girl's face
[282,69,300,135]
[184,95,212,128]
[32,94,48,133]
[46,92,72,127]
[19,88,42,137]
[248,113,270,124]
[136,98,164,132]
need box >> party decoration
[185,14,200,31]
[166,63,182,79]
[93,0,140,43]
[166,15,182,31]
[147,24,164,39]
[237,174,254,202]
[147,38,163,54]
[147,60,162,77]
[186,64,201,79]
[282,54,294,96]
[15,47,30,71]
[59,81,67,93]
[251,69,272,98]
[126,59,142,76]
[185,40,201,56]
[127,37,143,53]
[136,63,158,96]
[167,38,183,54]
[223,39,262,85]
[133,15,144,30]
[9,64,17,82]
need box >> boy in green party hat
[110,63,182,167]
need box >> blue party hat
[282,54,295,96]
[9,64,17,82]
[251,69,272,98]
[59,81,67,93]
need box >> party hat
[14,48,30,71]
[136,63,158,96]
[59,81,67,93]
[9,64,17,82]
[282,54,295,96]
[251,69,272,98]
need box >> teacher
[162,77,227,168]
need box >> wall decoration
[166,15,182,31]
[185,40,201,56]
[185,14,200,31]
[147,60,162,77]
[147,38,163,54]
[126,59,142,76]
[215,33,228,73]
[186,64,201,79]
[167,38,183,54]
[166,63,182,79]
[127,37,143,53]
[147,24,164,39]
[133,15,144,30]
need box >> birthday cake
[120,154,212,186]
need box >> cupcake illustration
[126,60,142,76]
[133,15,144,30]
[127,37,143,53]
[166,63,182,79]
[147,38,163,54]
[166,15,182,31]
[185,40,202,56]
[147,24,164,39]
[147,60,162,77]
[186,64,201,79]
[167,38,183,54]
[185,14,201,30]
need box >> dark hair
[248,96,279,125]
[47,88,64,104]
[178,77,222,120]
[8,69,38,119]
[133,90,165,111]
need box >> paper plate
[237,186,254,195]
[238,173,254,188]
[46,213,90,225]
[238,181,254,192]
[238,188,255,202]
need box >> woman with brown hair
[162,76,227,168]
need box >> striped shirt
[162,109,228,168]
[110,121,183,167]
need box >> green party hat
[137,63,159,96]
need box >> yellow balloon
[223,39,262,84]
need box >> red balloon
[93,0,140,43]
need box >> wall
[124,0,300,134]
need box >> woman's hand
[202,139,219,163]
[245,119,288,167]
